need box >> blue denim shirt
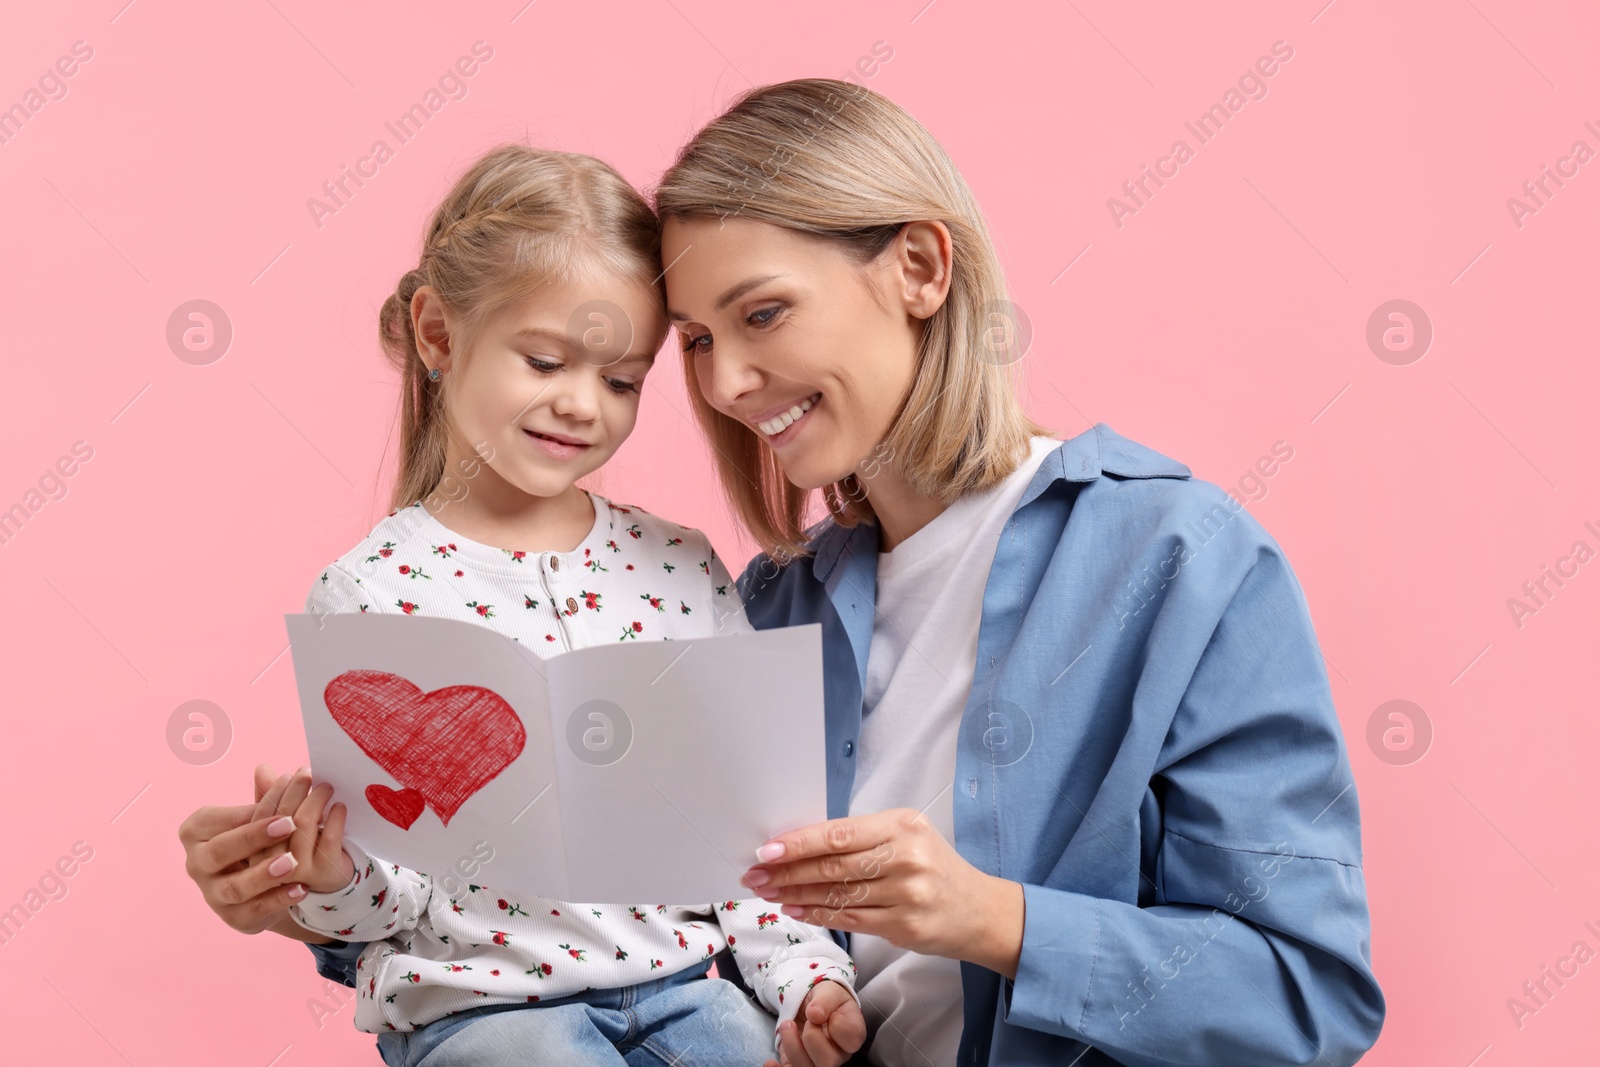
[310,423,1384,1066]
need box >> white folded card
[283,612,826,903]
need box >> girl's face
[424,268,667,501]
[662,216,944,491]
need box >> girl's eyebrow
[510,326,657,364]
[511,326,572,345]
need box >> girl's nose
[550,373,601,421]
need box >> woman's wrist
[961,875,1025,979]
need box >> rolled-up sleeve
[307,938,366,989]
[1004,537,1385,1066]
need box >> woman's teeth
[758,395,819,437]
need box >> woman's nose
[701,344,764,416]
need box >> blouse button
[566,596,579,613]
[549,556,560,571]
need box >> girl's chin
[515,467,597,499]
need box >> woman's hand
[178,763,313,934]
[763,979,866,1067]
[740,808,1026,978]
[245,765,354,895]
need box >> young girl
[253,145,863,1067]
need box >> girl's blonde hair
[380,144,663,513]
[654,78,1049,560]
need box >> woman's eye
[680,332,710,354]
[525,357,561,374]
[747,306,781,327]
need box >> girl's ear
[895,220,954,321]
[411,286,454,370]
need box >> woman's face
[662,216,935,491]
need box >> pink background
[2,0,1595,1063]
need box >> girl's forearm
[264,910,335,944]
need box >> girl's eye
[527,354,635,395]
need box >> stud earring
[428,367,442,381]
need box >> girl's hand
[739,808,1026,978]
[248,765,355,895]
[178,764,311,934]
[763,980,866,1067]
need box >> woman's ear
[411,286,454,370]
[895,220,954,320]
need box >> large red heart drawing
[325,670,527,828]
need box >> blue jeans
[374,960,778,1067]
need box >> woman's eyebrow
[667,273,786,321]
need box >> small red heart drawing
[325,670,527,828]
[366,785,426,829]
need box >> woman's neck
[860,464,948,554]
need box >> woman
[182,79,1384,1066]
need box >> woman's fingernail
[268,852,299,877]
[267,816,295,838]
[756,842,786,862]
[296,765,310,777]
[742,868,770,888]
[781,904,805,918]
[286,884,306,900]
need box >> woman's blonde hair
[654,78,1049,560]
[380,144,663,512]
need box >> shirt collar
[808,423,1191,581]
[593,492,620,535]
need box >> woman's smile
[753,392,822,444]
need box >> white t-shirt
[848,436,1059,1067]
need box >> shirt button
[566,596,578,613]
[549,555,560,571]
[844,741,854,757]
